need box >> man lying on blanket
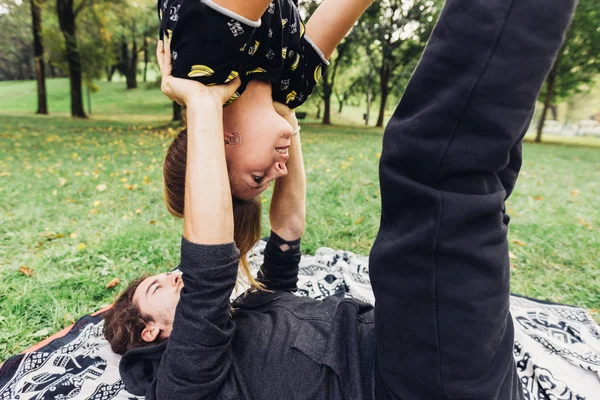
[104,0,576,398]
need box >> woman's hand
[156,39,240,107]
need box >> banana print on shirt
[158,0,328,109]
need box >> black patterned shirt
[158,0,329,108]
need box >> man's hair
[103,276,161,354]
[163,128,263,289]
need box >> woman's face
[223,81,294,200]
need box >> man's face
[133,271,183,341]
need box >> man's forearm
[183,99,234,245]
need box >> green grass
[0,80,599,363]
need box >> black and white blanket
[1,242,599,399]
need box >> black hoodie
[119,232,376,399]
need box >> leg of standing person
[369,0,577,399]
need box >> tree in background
[320,31,359,124]
[359,0,440,127]
[30,0,48,114]
[535,0,600,142]
[0,0,35,81]
[115,0,157,89]
[56,0,89,117]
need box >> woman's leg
[369,0,576,399]
[208,0,272,22]
[305,0,373,59]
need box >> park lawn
[0,114,599,363]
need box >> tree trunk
[122,36,138,90]
[550,104,558,121]
[57,0,86,118]
[365,74,371,126]
[143,36,149,83]
[30,0,48,114]
[535,65,557,143]
[172,101,183,122]
[106,65,117,82]
[376,61,390,128]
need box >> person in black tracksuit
[114,0,577,398]
[369,0,576,398]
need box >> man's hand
[157,39,240,108]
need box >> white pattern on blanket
[1,242,599,399]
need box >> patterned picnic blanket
[1,242,599,399]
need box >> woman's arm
[269,104,305,241]
[305,0,374,60]
[255,103,305,292]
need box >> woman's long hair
[163,128,263,290]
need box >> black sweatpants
[369,0,577,398]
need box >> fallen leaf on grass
[93,200,101,207]
[96,184,107,192]
[106,278,120,289]
[509,251,517,260]
[510,239,526,246]
[77,243,87,251]
[40,232,64,240]
[135,209,142,214]
[354,217,364,225]
[533,196,543,201]
[571,189,580,197]
[149,220,157,224]
[29,328,51,338]
[590,309,598,315]
[577,218,593,230]
[18,266,34,277]
[58,177,67,186]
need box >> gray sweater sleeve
[147,237,240,400]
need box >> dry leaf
[577,218,593,230]
[571,189,580,196]
[149,220,157,225]
[590,309,598,315]
[106,278,120,289]
[510,239,526,246]
[135,209,142,214]
[77,243,87,251]
[58,177,67,186]
[93,200,101,207]
[533,196,543,201]
[18,266,34,277]
[96,184,107,192]
[509,251,517,259]
[354,217,364,225]
[70,232,78,238]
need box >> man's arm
[150,41,242,399]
